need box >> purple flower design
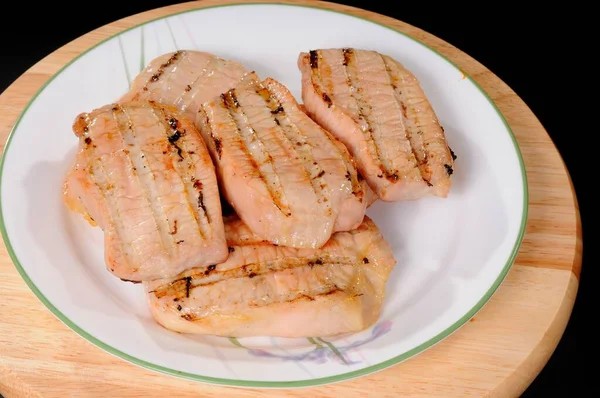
[229,320,392,365]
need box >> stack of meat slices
[63,47,455,338]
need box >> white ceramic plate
[0,3,527,388]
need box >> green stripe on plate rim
[0,2,529,389]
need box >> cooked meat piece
[63,101,228,282]
[298,48,455,201]
[145,215,396,338]
[196,73,367,249]
[120,50,251,122]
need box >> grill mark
[318,52,336,97]
[342,49,397,181]
[178,286,345,321]
[172,54,214,113]
[307,52,363,198]
[342,48,353,66]
[85,137,132,269]
[152,254,356,300]
[147,103,210,239]
[114,106,176,256]
[142,50,185,96]
[197,190,207,214]
[309,50,371,191]
[310,49,361,126]
[382,55,429,183]
[309,50,319,68]
[253,83,331,212]
[385,56,455,190]
[156,105,212,232]
[307,51,329,106]
[220,89,291,216]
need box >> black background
[0,1,586,396]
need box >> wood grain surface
[0,1,582,397]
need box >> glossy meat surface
[299,48,455,201]
[63,101,228,282]
[196,73,367,248]
[145,216,396,337]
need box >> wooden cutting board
[0,1,582,397]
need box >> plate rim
[0,2,529,388]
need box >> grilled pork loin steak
[63,101,228,282]
[145,215,396,338]
[298,48,455,201]
[196,73,368,249]
[120,50,251,123]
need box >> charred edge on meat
[450,147,457,161]
[146,51,182,85]
[309,50,319,68]
[444,164,454,176]
[342,48,353,66]
[228,246,235,253]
